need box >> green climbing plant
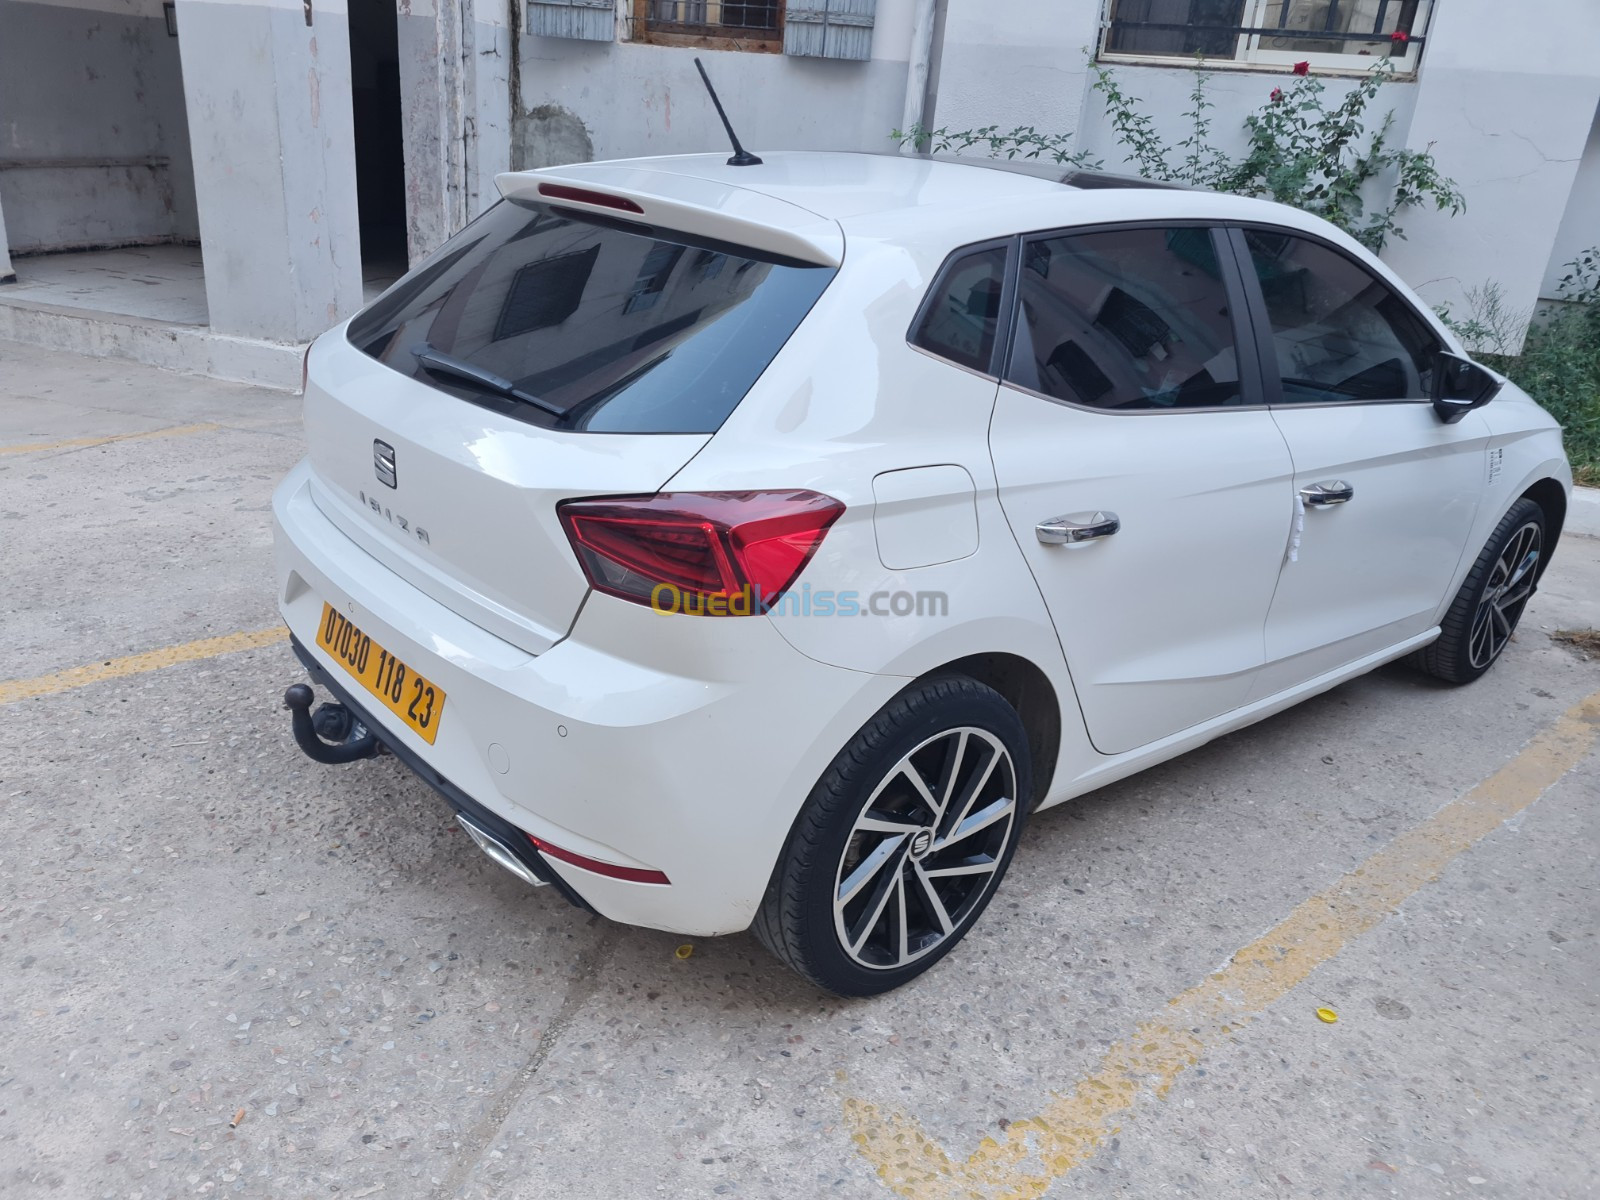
[896,55,1465,253]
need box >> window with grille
[648,1,781,33]
[628,0,785,50]
[531,0,877,57]
[1100,0,1433,74]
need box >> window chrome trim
[997,377,1273,416]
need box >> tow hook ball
[283,683,381,764]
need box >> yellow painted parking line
[0,627,288,705]
[846,687,1600,1199]
[0,421,221,456]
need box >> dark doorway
[349,0,407,291]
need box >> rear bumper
[289,634,595,913]
[273,460,903,936]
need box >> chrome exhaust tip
[455,814,548,890]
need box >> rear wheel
[753,676,1031,996]
[1415,498,1545,684]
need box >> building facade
[0,0,1596,385]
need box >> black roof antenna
[694,57,762,167]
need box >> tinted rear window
[347,200,836,433]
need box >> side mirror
[1432,352,1501,424]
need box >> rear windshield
[347,199,836,433]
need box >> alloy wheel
[1468,520,1542,670]
[832,727,1018,971]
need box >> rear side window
[910,245,1009,374]
[1241,229,1439,404]
[1005,227,1244,410]
[347,200,836,433]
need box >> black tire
[1413,497,1546,684]
[753,675,1031,996]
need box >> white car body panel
[1252,404,1492,698]
[496,162,846,268]
[272,151,1573,940]
[302,329,711,655]
[989,392,1295,755]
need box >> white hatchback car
[275,151,1571,995]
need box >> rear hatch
[303,168,842,654]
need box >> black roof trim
[1061,169,1191,191]
[889,152,1191,191]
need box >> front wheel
[1415,497,1546,684]
[753,676,1031,996]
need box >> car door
[988,224,1295,756]
[1231,226,1492,698]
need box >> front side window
[1241,229,1438,404]
[347,200,835,433]
[1005,227,1245,411]
[1101,0,1432,74]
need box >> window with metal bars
[628,0,785,50]
[1100,0,1432,73]
[649,0,781,32]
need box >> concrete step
[0,293,303,391]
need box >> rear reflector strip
[536,182,646,214]
[528,833,670,885]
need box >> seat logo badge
[373,439,397,489]
[910,829,933,860]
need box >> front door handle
[1300,480,1354,507]
[1036,511,1120,544]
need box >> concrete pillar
[397,0,511,263]
[174,0,363,342]
[1381,0,1600,345]
[0,191,14,283]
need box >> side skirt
[1039,628,1440,810]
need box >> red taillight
[557,491,844,616]
[536,182,646,214]
[528,834,670,885]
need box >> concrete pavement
[1,338,1596,1199]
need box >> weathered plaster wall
[396,0,512,261]
[0,0,200,254]
[930,0,1600,343]
[931,0,1100,145]
[513,0,918,168]
[1379,0,1600,333]
[1541,100,1600,300]
[175,0,363,341]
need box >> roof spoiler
[494,166,844,268]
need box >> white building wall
[512,0,920,168]
[1541,101,1600,300]
[931,0,1100,145]
[1380,0,1600,332]
[928,0,1600,344]
[0,0,200,254]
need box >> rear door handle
[1036,511,1120,544]
[1299,480,1354,507]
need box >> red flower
[1292,60,1310,75]
[1390,30,1409,43]
[1270,87,1284,102]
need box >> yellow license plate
[315,602,446,744]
